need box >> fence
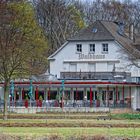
[0,99,131,108]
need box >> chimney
[129,24,134,41]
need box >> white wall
[49,41,123,78]
[77,63,88,71]
[49,40,140,78]
[96,62,107,72]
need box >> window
[109,91,113,100]
[88,63,95,72]
[102,44,108,53]
[70,63,77,72]
[89,44,95,53]
[74,91,83,100]
[92,28,98,33]
[76,44,82,53]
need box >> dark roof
[134,44,140,51]
[49,20,140,59]
[135,34,140,44]
[101,21,140,58]
[68,21,115,41]
[68,20,140,58]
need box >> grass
[0,112,140,139]
[0,112,108,116]
[0,112,108,119]
[0,127,140,138]
[0,118,140,124]
[111,113,140,120]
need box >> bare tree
[0,0,47,120]
[33,0,85,55]
[33,0,140,55]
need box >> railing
[60,71,131,81]
[0,100,131,109]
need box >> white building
[0,21,140,111]
[48,21,140,110]
[48,21,140,80]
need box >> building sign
[79,54,105,60]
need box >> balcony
[60,71,131,81]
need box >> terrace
[60,71,131,81]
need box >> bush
[111,113,140,120]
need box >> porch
[0,80,137,110]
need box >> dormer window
[76,44,82,53]
[102,43,108,53]
[92,28,98,33]
[89,44,95,53]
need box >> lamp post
[9,94,11,111]
[84,95,87,112]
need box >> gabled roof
[48,20,140,59]
[68,21,115,41]
[48,42,68,60]
[100,21,140,58]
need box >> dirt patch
[0,122,140,128]
[0,134,137,140]
[0,115,99,119]
[110,108,133,114]
[0,134,22,140]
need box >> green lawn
[0,112,140,139]
[0,127,140,138]
[111,113,140,120]
[0,118,140,125]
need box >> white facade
[49,40,139,78]
[48,20,140,110]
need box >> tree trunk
[3,80,10,120]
